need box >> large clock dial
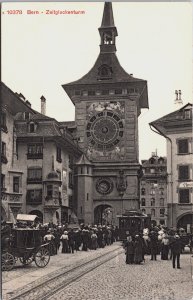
[86,110,124,151]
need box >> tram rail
[6,245,123,300]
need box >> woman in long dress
[134,235,143,264]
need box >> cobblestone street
[2,243,193,300]
[49,253,193,300]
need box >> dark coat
[170,238,183,254]
[125,240,135,254]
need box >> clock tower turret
[98,2,118,53]
[62,3,149,225]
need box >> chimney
[174,90,183,105]
[175,90,178,101]
[40,95,46,115]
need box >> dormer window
[24,112,30,121]
[29,122,35,133]
[184,109,191,119]
[98,64,112,80]
[158,158,164,164]
[149,158,155,164]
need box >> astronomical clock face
[86,110,123,151]
[86,101,125,157]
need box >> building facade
[150,103,193,232]
[1,82,82,224]
[140,154,167,226]
[62,3,149,225]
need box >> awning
[16,214,38,222]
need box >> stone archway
[94,204,113,225]
[177,213,193,233]
[29,210,43,223]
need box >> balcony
[27,177,42,184]
[27,153,43,159]
[1,192,22,204]
[44,197,59,208]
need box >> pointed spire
[98,2,118,53]
[101,2,115,28]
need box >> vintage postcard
[1,1,193,300]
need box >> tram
[117,210,151,240]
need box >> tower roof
[62,2,148,110]
[101,2,115,28]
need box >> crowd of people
[124,226,193,269]
[2,219,192,271]
[41,223,118,256]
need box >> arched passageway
[177,213,193,233]
[94,205,114,225]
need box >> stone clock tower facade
[62,3,149,225]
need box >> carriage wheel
[35,247,50,268]
[2,253,15,271]
[19,256,33,266]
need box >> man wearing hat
[170,234,183,269]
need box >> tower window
[88,91,96,96]
[101,90,109,95]
[103,31,113,44]
[115,89,122,95]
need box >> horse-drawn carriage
[1,214,50,271]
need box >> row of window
[141,189,191,204]
[143,167,166,174]
[1,170,73,193]
[141,188,164,195]
[141,198,165,207]
[141,208,165,217]
[26,189,73,207]
[74,88,139,97]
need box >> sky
[2,1,192,161]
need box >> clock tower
[62,3,148,225]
